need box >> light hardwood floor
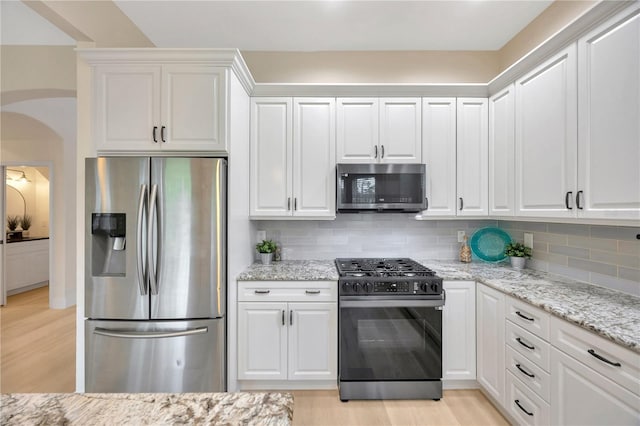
[1,287,507,425]
[0,286,76,393]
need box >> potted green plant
[505,241,532,269]
[7,215,19,231]
[20,214,32,236]
[256,239,277,265]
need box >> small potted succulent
[256,239,277,265]
[6,215,20,231]
[505,241,532,269]
[20,214,32,236]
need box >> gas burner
[335,258,436,277]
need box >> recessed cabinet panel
[489,85,515,216]
[421,98,457,216]
[457,98,488,216]
[250,98,292,216]
[476,284,506,405]
[336,98,378,163]
[578,6,640,219]
[94,66,161,151]
[515,45,577,217]
[442,281,476,381]
[288,303,337,380]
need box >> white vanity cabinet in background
[5,239,49,294]
[442,281,476,384]
[93,64,228,153]
[237,281,337,389]
[336,98,421,164]
[250,97,336,219]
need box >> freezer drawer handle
[588,349,621,367]
[94,326,208,339]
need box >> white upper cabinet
[577,4,640,220]
[337,98,421,164]
[515,45,578,218]
[336,98,379,163]
[457,98,489,216]
[94,64,227,153]
[250,97,336,219]
[379,98,422,163]
[489,85,516,216]
[421,98,457,216]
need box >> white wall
[5,167,50,236]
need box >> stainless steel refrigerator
[84,157,226,393]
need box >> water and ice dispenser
[91,213,126,276]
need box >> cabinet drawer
[506,345,550,403]
[506,320,550,372]
[506,297,549,340]
[506,370,550,426]
[238,281,337,302]
[550,316,640,396]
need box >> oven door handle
[340,298,445,308]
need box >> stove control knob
[430,283,440,293]
[364,282,373,293]
[342,282,352,293]
[420,283,430,293]
[354,283,363,293]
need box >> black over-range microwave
[336,163,426,212]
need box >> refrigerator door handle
[136,184,148,295]
[93,326,208,339]
[148,184,159,295]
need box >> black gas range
[335,258,443,297]
[335,258,445,402]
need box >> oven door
[339,298,443,382]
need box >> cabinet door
[421,98,457,216]
[489,85,516,216]
[515,45,577,217]
[292,98,336,218]
[288,302,337,381]
[94,65,161,152]
[336,98,379,163]
[477,283,506,405]
[551,347,640,425]
[457,98,489,216]
[442,281,476,381]
[250,98,293,217]
[162,65,227,152]
[379,98,422,163]
[578,5,640,220]
[237,302,288,380]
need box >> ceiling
[2,0,554,51]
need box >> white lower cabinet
[442,281,476,382]
[5,240,49,294]
[551,347,640,425]
[237,281,337,388]
[476,283,505,404]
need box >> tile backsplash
[254,215,640,296]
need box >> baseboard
[7,281,48,296]
[443,380,479,390]
[238,380,337,391]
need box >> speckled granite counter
[237,260,339,281]
[418,260,640,354]
[0,392,293,426]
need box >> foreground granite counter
[237,260,339,281]
[419,259,640,354]
[1,392,293,426]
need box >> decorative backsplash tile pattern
[254,215,640,296]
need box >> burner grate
[336,258,435,277]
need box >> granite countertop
[0,392,293,426]
[419,260,640,354]
[237,260,339,281]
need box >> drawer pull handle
[515,400,534,417]
[516,337,535,350]
[515,363,535,378]
[305,290,321,294]
[515,311,534,322]
[588,349,621,367]
[254,290,270,294]
[281,310,285,326]
[290,310,293,326]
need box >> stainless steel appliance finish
[336,163,426,212]
[85,319,224,393]
[85,157,226,393]
[336,258,444,401]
